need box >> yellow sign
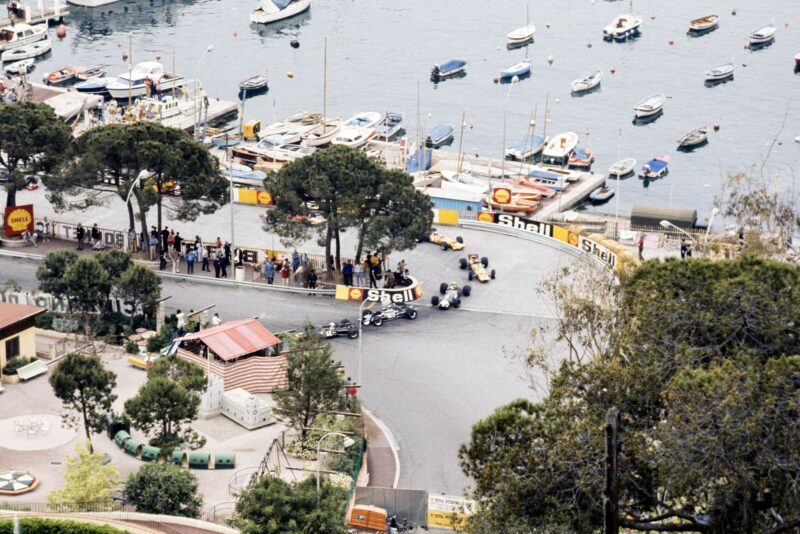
[427,494,475,530]
[491,187,512,205]
[4,204,34,236]
[257,191,273,205]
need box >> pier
[0,3,69,27]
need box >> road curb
[362,407,401,489]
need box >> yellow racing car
[424,228,465,251]
[459,254,496,282]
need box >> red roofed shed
[177,319,287,393]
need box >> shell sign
[491,187,512,205]
[256,191,273,205]
[4,204,34,237]
[476,211,494,223]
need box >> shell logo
[6,208,32,233]
[568,231,579,247]
[477,211,494,223]
[348,288,363,301]
[492,187,512,205]
[414,286,423,299]
[257,191,273,205]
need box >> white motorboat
[677,126,709,149]
[375,112,405,139]
[499,60,531,79]
[259,112,323,144]
[0,23,47,52]
[301,118,344,147]
[749,23,776,46]
[106,61,185,100]
[542,131,579,165]
[1,35,51,62]
[689,14,719,32]
[3,58,34,75]
[331,126,376,148]
[609,158,636,177]
[506,24,536,45]
[634,94,665,118]
[342,111,382,129]
[67,0,120,7]
[505,134,546,160]
[259,143,316,163]
[571,70,601,93]
[75,77,116,95]
[250,0,310,25]
[603,13,642,41]
[705,60,734,82]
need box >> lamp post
[357,298,369,387]
[704,207,720,252]
[316,432,355,497]
[500,75,520,181]
[191,45,214,140]
[659,219,695,255]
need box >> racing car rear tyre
[373,317,384,327]
[491,269,496,279]
[459,258,468,270]
[462,285,472,297]
[431,296,440,307]
[481,256,489,267]
[439,282,449,295]
[468,271,474,281]
[348,330,359,339]
[456,236,464,244]
[453,298,461,308]
[441,242,449,251]
[407,310,418,320]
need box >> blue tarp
[572,148,591,160]
[511,134,544,151]
[528,169,560,181]
[425,124,454,143]
[223,168,268,181]
[645,158,668,173]
[272,0,292,9]
[433,59,467,75]
[406,148,432,173]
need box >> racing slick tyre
[462,285,472,297]
[459,258,468,270]
[348,329,359,339]
[431,296,440,307]
[407,309,418,320]
[491,269,496,279]
[440,282,449,295]
[373,316,384,327]
[453,298,461,309]
[266,212,277,225]
[456,236,464,244]
[468,271,474,281]
[441,242,449,251]
[481,256,489,267]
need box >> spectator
[223,241,232,262]
[159,249,167,270]
[22,229,37,247]
[280,259,291,286]
[354,259,365,287]
[368,261,378,288]
[342,260,353,286]
[93,239,106,251]
[220,252,229,278]
[128,227,138,253]
[213,251,221,278]
[307,267,318,291]
[167,230,175,252]
[201,246,210,272]
[91,223,101,248]
[170,246,180,273]
[301,253,309,268]
[215,236,222,249]
[638,235,645,261]
[148,230,158,260]
[185,247,197,274]
[174,232,183,254]
[292,249,300,273]
[263,256,275,284]
[176,309,186,331]
[161,226,169,253]
[75,223,85,250]
[211,313,222,327]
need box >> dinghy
[609,158,636,177]
[677,126,708,149]
[506,24,535,46]
[749,23,776,46]
[570,70,601,93]
[375,112,404,139]
[634,94,665,118]
[0,35,51,62]
[705,60,734,82]
[424,124,455,148]
[499,60,531,80]
[639,155,669,179]
[250,0,311,25]
[3,58,33,75]
[505,134,546,161]
[689,14,719,32]
[589,185,615,203]
[431,59,467,79]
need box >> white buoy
[547,55,554,65]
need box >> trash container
[235,266,245,282]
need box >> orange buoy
[610,65,616,74]
[492,76,499,84]
[56,24,66,38]
[668,38,674,45]
[713,123,720,131]
[233,31,238,37]
[587,42,592,48]
[731,8,737,15]
[785,21,789,28]
[122,51,128,61]
[650,15,656,20]
[287,71,294,78]
[155,54,161,60]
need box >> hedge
[2,356,35,375]
[0,518,130,533]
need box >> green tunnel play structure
[113,430,235,469]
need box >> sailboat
[506,5,535,48]
[301,38,343,147]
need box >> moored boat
[542,131,579,165]
[677,126,708,149]
[499,60,531,80]
[0,23,48,52]
[603,13,642,41]
[749,23,776,46]
[431,59,467,79]
[609,158,636,177]
[375,112,404,139]
[239,74,269,95]
[568,148,594,168]
[43,66,84,85]
[301,118,344,147]
[424,123,455,148]
[705,60,734,82]
[0,35,51,62]
[639,155,669,179]
[74,77,115,95]
[250,0,311,25]
[506,24,535,46]
[589,185,615,203]
[570,70,601,93]
[689,14,719,32]
[106,61,185,100]
[3,58,33,75]
[505,134,546,160]
[634,94,665,118]
[796,52,800,66]
[332,126,377,148]
[76,66,106,81]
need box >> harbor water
[28,0,800,218]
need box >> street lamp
[125,169,151,207]
[704,207,720,251]
[191,45,214,140]
[659,219,695,248]
[316,432,356,496]
[500,75,520,181]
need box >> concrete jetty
[0,3,69,27]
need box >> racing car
[459,254,496,282]
[431,282,471,310]
[319,319,359,339]
[361,302,418,327]
[423,228,464,251]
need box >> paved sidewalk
[363,408,398,489]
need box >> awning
[181,319,280,361]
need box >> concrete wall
[0,327,36,372]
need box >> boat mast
[518,106,535,176]
[456,110,466,173]
[171,49,176,100]
[415,79,421,153]
[541,93,549,142]
[614,128,621,237]
[323,37,327,131]
[127,32,132,104]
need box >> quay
[0,3,69,26]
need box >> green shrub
[2,356,34,375]
[0,517,128,533]
[124,340,139,354]
[35,311,55,330]
[146,322,176,353]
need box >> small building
[0,303,46,374]
[425,186,484,216]
[177,318,287,394]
